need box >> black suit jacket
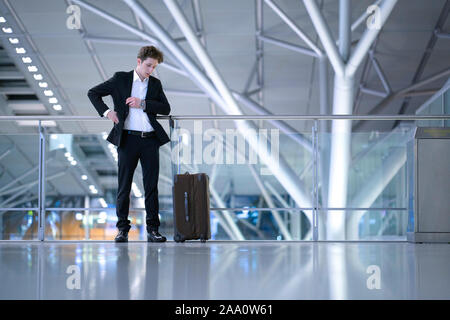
[87,70,171,147]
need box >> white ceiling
[3,0,449,124]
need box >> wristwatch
[140,99,146,110]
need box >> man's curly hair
[137,45,164,63]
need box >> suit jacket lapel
[125,70,133,99]
[145,76,156,100]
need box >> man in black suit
[87,46,170,243]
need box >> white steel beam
[354,66,450,130]
[139,0,315,225]
[71,0,188,78]
[370,53,392,94]
[76,0,313,159]
[302,0,345,76]
[258,34,319,57]
[360,86,388,98]
[232,92,313,153]
[345,0,398,77]
[264,0,323,57]
[339,0,351,62]
[336,0,383,48]
[83,35,187,76]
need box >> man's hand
[107,110,119,124]
[126,97,141,108]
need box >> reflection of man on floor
[88,46,171,243]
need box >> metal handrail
[28,207,406,212]
[0,114,449,121]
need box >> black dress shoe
[147,231,167,242]
[115,230,128,242]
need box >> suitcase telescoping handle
[184,191,189,222]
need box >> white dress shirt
[104,69,154,132]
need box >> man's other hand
[126,97,141,108]
[107,110,119,124]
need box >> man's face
[137,57,158,78]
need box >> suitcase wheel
[174,234,185,243]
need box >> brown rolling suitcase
[172,172,211,242]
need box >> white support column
[326,76,354,240]
[303,0,398,239]
[327,0,351,240]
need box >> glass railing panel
[445,88,450,127]
[0,132,39,240]
[355,210,407,241]
[0,133,39,210]
[416,79,450,128]
[44,120,174,227]
[1,116,449,241]
[0,209,39,240]
[44,209,174,241]
[42,209,311,241]
[316,120,418,240]
[172,119,314,211]
[210,209,311,241]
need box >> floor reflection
[0,241,449,299]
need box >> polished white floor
[0,241,449,300]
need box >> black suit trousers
[116,131,160,233]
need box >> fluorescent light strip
[99,198,107,208]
